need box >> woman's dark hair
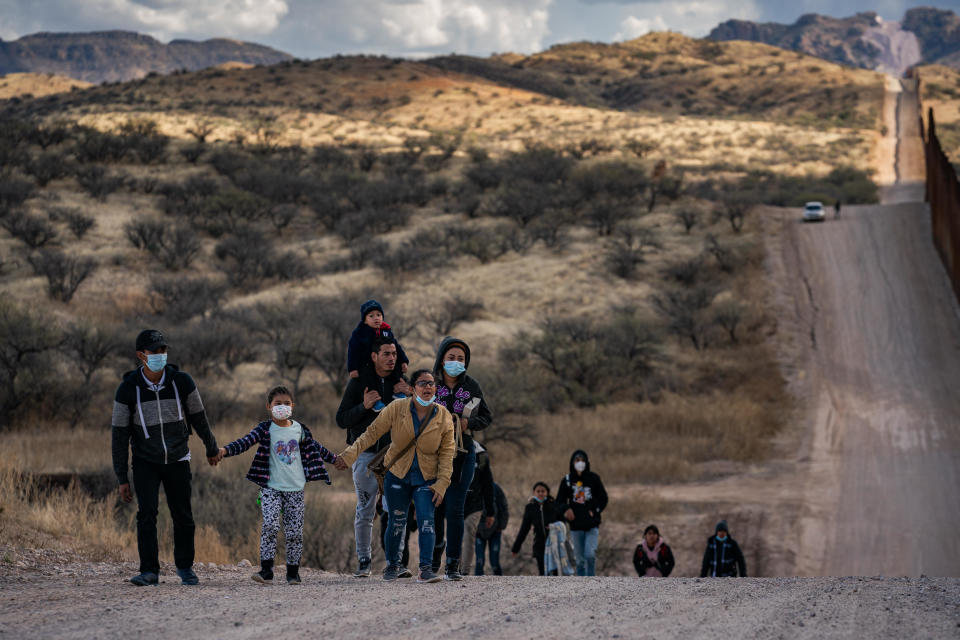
[533,481,551,495]
[644,524,659,536]
[408,369,434,386]
[267,385,294,404]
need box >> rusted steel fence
[921,107,960,304]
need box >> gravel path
[1,556,959,639]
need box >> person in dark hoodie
[430,336,493,580]
[700,520,747,577]
[475,480,509,575]
[633,524,675,577]
[347,299,409,379]
[511,481,562,576]
[336,336,411,578]
[111,329,220,587]
[556,450,608,576]
[462,449,495,574]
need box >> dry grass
[0,73,91,99]
[918,64,960,164]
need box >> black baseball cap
[135,329,167,352]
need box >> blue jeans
[383,471,436,569]
[474,532,502,575]
[569,527,599,576]
[433,449,476,563]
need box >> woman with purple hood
[429,336,493,580]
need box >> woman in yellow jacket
[336,368,455,583]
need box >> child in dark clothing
[347,299,409,379]
[511,481,562,575]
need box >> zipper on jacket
[155,387,168,464]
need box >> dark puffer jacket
[555,450,608,531]
[511,496,562,557]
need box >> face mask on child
[443,360,466,377]
[574,460,586,473]
[534,495,546,503]
[145,353,167,372]
[271,404,293,421]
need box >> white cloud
[613,15,668,40]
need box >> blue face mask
[415,394,435,407]
[443,360,466,377]
[716,534,727,542]
[534,496,546,503]
[145,353,167,373]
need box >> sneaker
[129,572,158,587]
[443,560,463,581]
[176,568,199,586]
[382,565,401,581]
[353,558,372,578]
[397,566,413,579]
[417,567,442,583]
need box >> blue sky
[1,1,958,58]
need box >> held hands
[393,380,412,397]
[118,483,133,503]
[333,455,349,471]
[362,387,381,410]
[207,448,225,466]
[564,508,575,522]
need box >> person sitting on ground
[219,386,339,585]
[556,449,608,576]
[700,520,747,578]
[475,480,509,576]
[347,299,409,379]
[511,481,562,576]
[633,524,675,577]
[335,368,456,584]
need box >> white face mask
[574,460,586,473]
[271,404,293,421]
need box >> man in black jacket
[700,520,747,577]
[335,337,409,578]
[556,449,607,576]
[111,329,220,587]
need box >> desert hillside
[0,33,885,577]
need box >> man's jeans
[383,472,436,568]
[475,531,502,575]
[432,449,476,564]
[569,527,599,576]
[132,458,194,574]
[352,451,379,561]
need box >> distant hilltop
[708,6,960,76]
[0,30,293,83]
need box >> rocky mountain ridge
[0,30,292,83]
[708,7,960,76]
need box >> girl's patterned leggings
[259,487,305,565]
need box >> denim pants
[132,458,194,574]
[432,449,476,564]
[352,450,379,562]
[569,527,599,576]
[474,531,502,575]
[383,471,436,568]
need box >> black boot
[443,558,463,581]
[286,564,301,585]
[252,559,274,584]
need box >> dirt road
[0,556,958,639]
[773,76,960,576]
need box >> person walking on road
[556,449,608,576]
[336,337,410,578]
[511,481,562,576]
[111,329,220,587]
[475,480,509,575]
[430,336,493,581]
[700,520,747,577]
